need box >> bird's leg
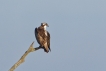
[34,46,42,51]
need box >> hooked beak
[46,23,49,27]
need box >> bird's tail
[43,47,49,53]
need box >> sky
[0,0,106,71]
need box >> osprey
[35,22,51,53]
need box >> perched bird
[34,22,51,53]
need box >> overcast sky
[0,0,106,71]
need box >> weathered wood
[9,42,41,71]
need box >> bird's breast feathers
[45,31,47,36]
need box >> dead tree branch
[9,42,42,71]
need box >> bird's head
[41,22,49,27]
[41,22,49,30]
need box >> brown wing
[47,31,51,51]
[35,28,44,46]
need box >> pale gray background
[0,0,106,71]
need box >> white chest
[43,25,48,36]
[44,26,46,30]
[45,31,47,36]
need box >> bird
[34,22,51,53]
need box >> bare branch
[9,42,42,71]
